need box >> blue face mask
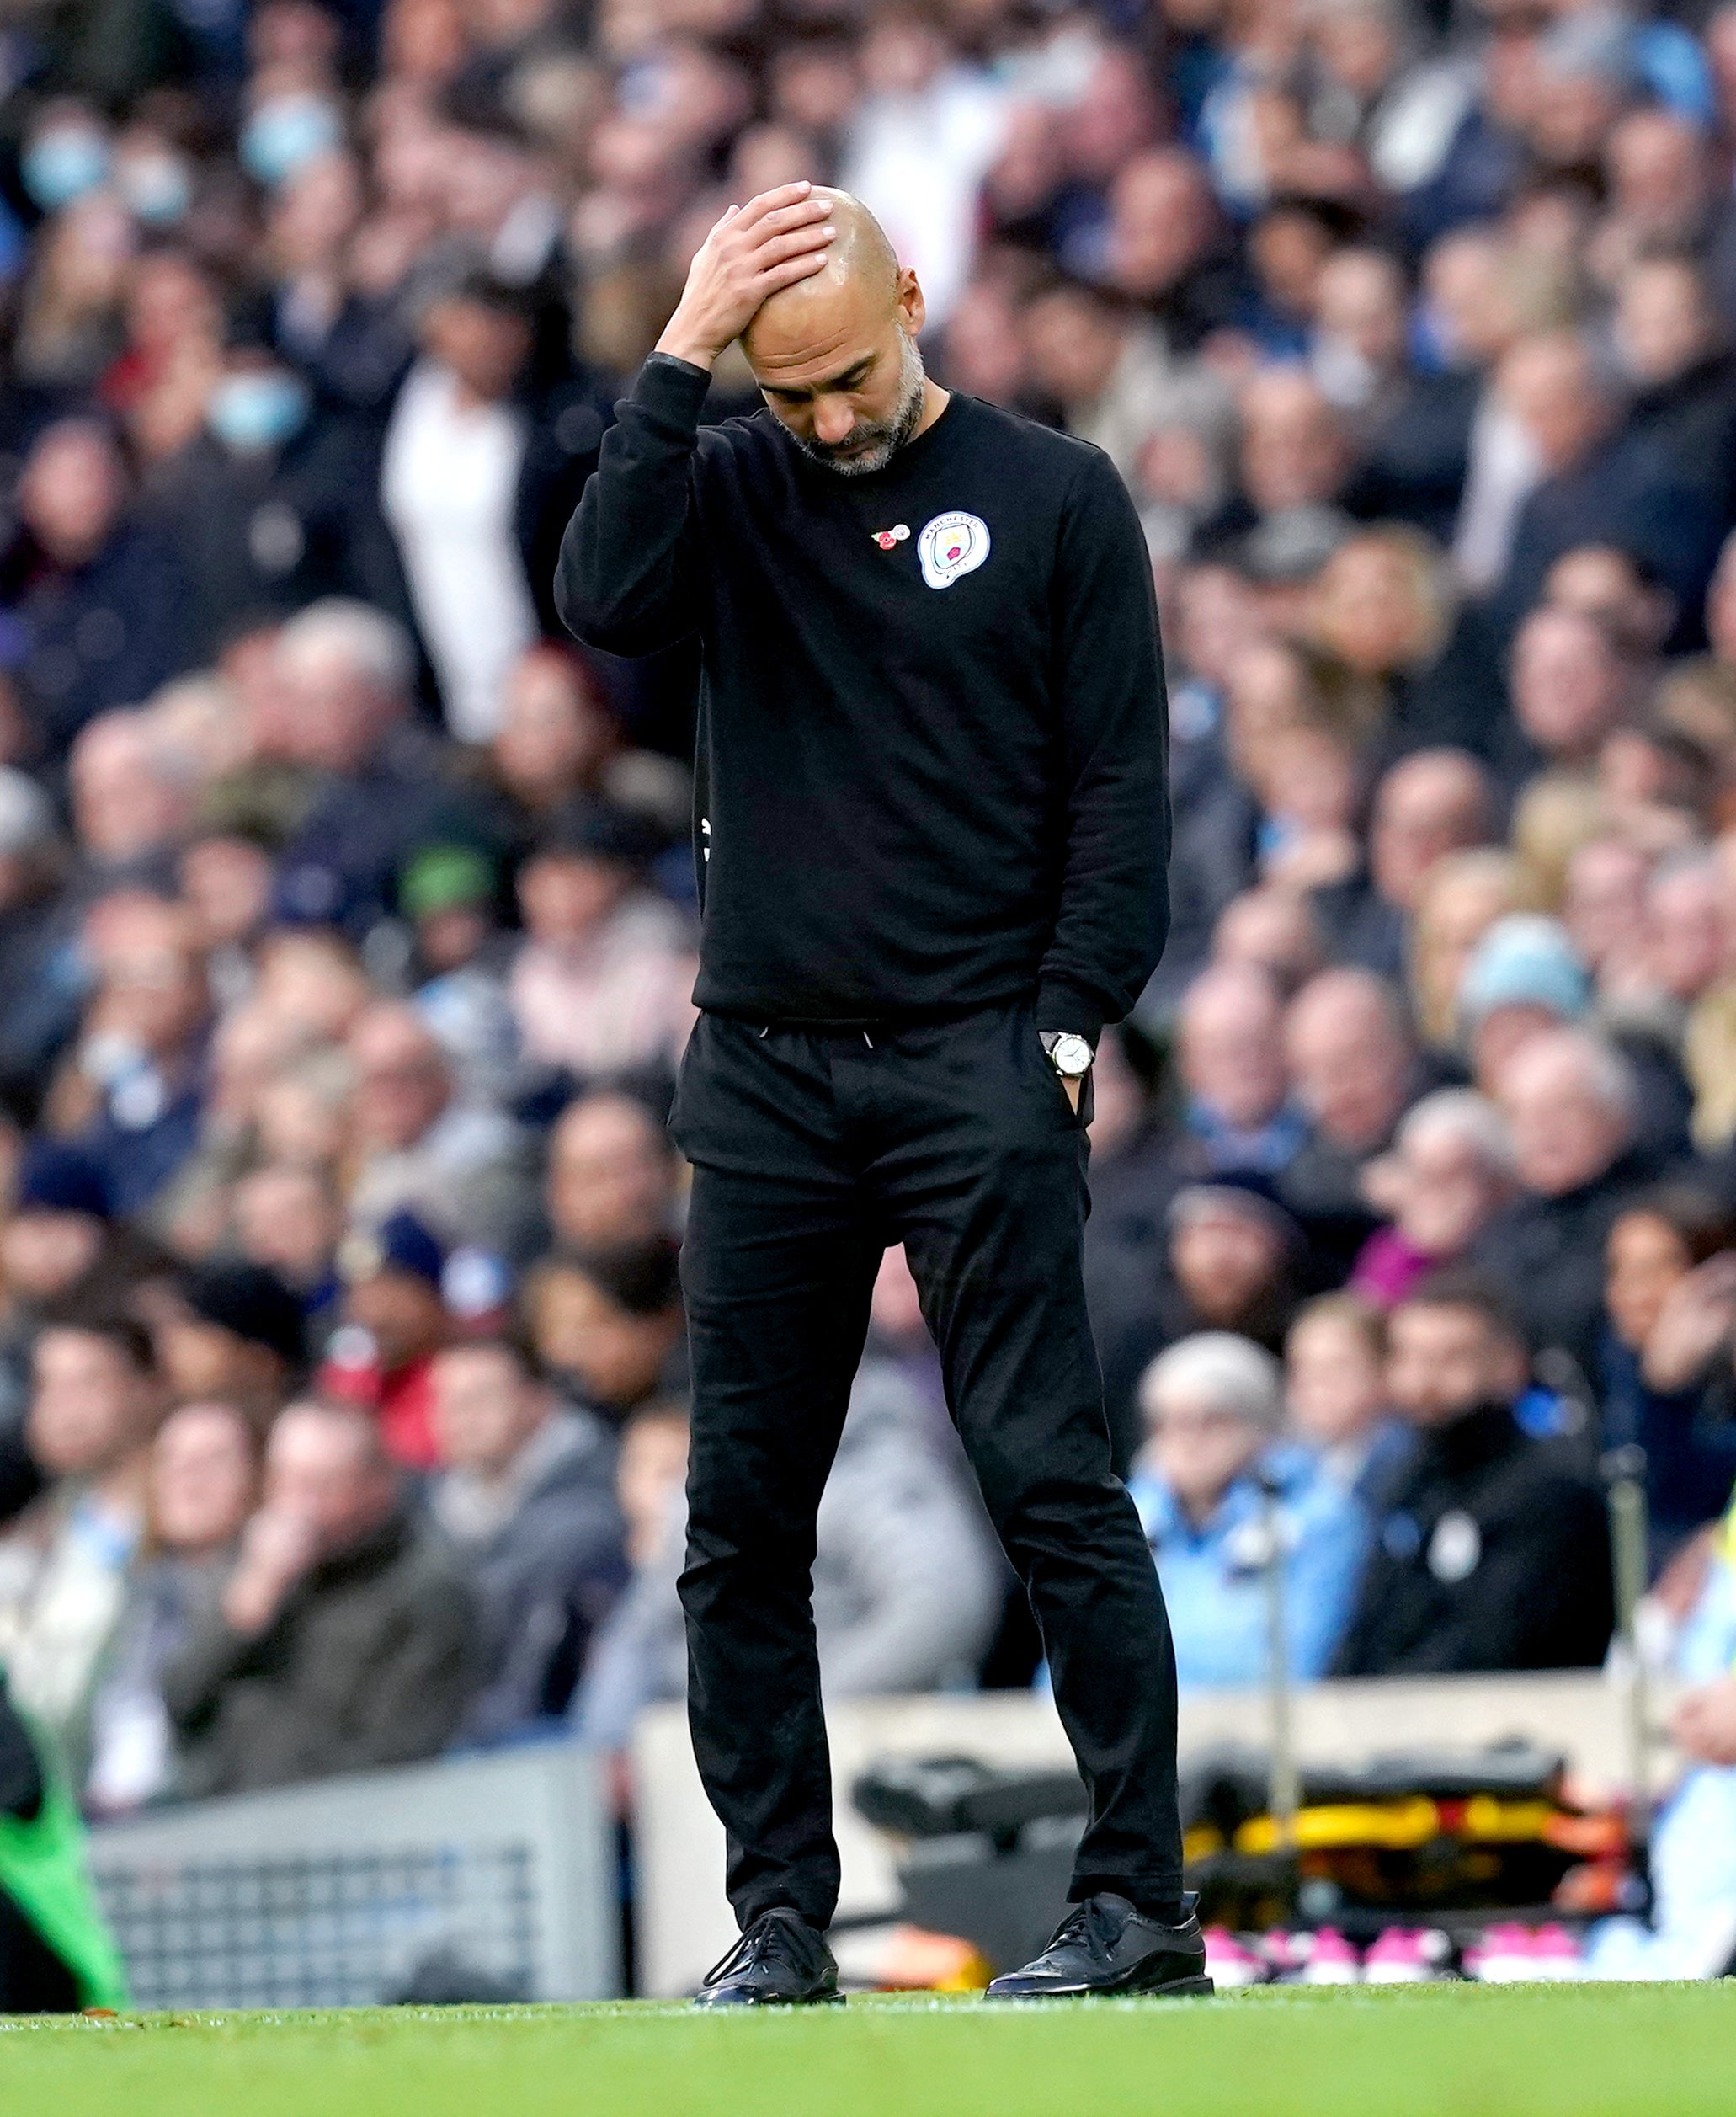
[22,126,110,211]
[116,152,192,227]
[208,370,311,452]
[240,93,343,189]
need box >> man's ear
[897,268,926,339]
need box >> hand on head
[657,182,836,371]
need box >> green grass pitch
[3,1983,1732,2116]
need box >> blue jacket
[1128,1444,1370,1689]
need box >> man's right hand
[223,1506,320,1637]
[655,184,836,372]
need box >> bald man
[558,185,1196,2005]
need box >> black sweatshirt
[556,355,1169,1038]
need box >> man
[0,1320,162,1771]
[429,1336,626,1744]
[1310,749,1494,977]
[162,1399,478,1796]
[318,1209,451,1470]
[557,184,1199,2005]
[1175,962,1304,1179]
[1472,1027,1664,1379]
[544,1092,679,1256]
[156,1260,306,1427]
[345,1000,533,1259]
[1333,1271,1614,1676]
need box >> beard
[789,333,927,477]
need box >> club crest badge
[917,510,990,590]
[871,523,910,551]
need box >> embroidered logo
[871,524,910,550]
[917,510,990,590]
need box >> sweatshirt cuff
[635,352,714,427]
[1036,979,1106,1046]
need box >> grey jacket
[574,1357,1003,1747]
[163,1504,480,1796]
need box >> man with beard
[557,185,1195,2006]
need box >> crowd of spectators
[8,0,1736,1829]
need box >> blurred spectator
[1281,967,1420,1272]
[1351,1088,1519,1308]
[1474,1027,1663,1377]
[1309,747,1493,977]
[319,1208,450,1469]
[1284,1293,1409,1506]
[429,1336,625,1745]
[523,1240,684,1427]
[544,1091,678,1256]
[345,1000,532,1256]
[1602,1190,1736,1558]
[1174,962,1303,1178]
[575,1355,1001,1748]
[507,801,695,1091]
[1126,1333,1368,1687]
[85,1400,258,1813]
[0,1319,162,1773]
[0,419,189,763]
[1333,1271,1616,1675]
[162,1399,477,1795]
[154,1261,305,1427]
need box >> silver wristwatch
[1041,1031,1094,1080]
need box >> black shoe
[694,1908,845,2008]
[985,1895,1213,2001]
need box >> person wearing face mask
[19,105,111,217]
[146,321,416,665]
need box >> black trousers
[671,1003,1183,1931]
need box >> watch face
[1052,1034,1093,1078]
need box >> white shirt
[381,360,539,744]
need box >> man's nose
[814,397,856,445]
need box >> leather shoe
[985,1894,1213,2000]
[694,1907,845,2007]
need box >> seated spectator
[429,1336,626,1745]
[1307,748,1494,979]
[575,1357,1001,1747]
[399,844,519,1108]
[544,1092,679,1257]
[162,1399,478,1796]
[48,894,212,1219]
[1457,913,1593,1095]
[1211,887,1324,997]
[1284,1294,1409,1507]
[1407,848,1532,1053]
[1174,963,1306,1178]
[0,418,189,763]
[154,1261,306,1428]
[0,1139,171,1427]
[231,1164,343,1326]
[1474,1028,1664,1378]
[0,1318,162,1772]
[268,599,463,937]
[1281,968,1421,1276]
[1126,1334,1368,1687]
[508,800,695,1092]
[523,1240,685,1428]
[1601,1190,1736,1560]
[1333,1271,1615,1676]
[344,1000,533,1258]
[1095,1177,1306,1469]
[1351,1089,1519,1308]
[84,1399,258,1813]
[318,1209,450,1469]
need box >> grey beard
[791,334,927,477]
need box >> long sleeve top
[556,355,1169,1037]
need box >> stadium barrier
[85,1741,620,2008]
[632,1675,1669,1997]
